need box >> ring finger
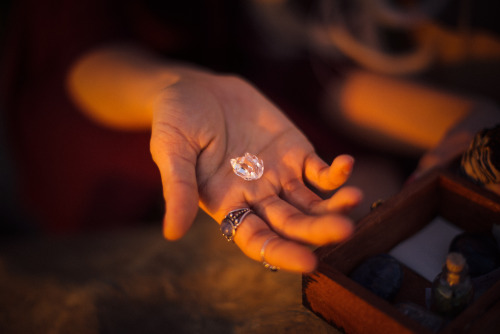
[231,213,318,273]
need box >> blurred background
[1,1,500,333]
[1,0,500,234]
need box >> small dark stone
[449,232,500,277]
[220,219,234,239]
[349,254,403,301]
[396,302,444,333]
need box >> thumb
[151,139,199,240]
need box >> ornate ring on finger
[220,208,253,242]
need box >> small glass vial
[431,252,474,318]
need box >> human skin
[67,45,363,273]
[332,70,500,185]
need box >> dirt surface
[0,211,340,334]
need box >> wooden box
[302,169,500,333]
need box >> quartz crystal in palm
[230,152,264,181]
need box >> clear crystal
[230,152,264,181]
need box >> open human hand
[150,69,363,273]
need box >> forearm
[66,44,184,130]
[415,99,500,176]
[336,70,475,154]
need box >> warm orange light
[417,23,500,64]
[338,71,472,152]
[66,46,180,131]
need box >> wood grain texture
[303,169,500,333]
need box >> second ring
[260,235,280,271]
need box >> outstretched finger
[232,213,318,273]
[304,154,354,192]
[251,195,354,245]
[310,186,363,214]
[280,178,362,215]
[151,139,200,240]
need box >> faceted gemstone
[220,218,235,240]
[231,153,264,181]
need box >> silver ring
[220,208,253,242]
[260,235,280,271]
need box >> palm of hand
[151,74,362,272]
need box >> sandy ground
[0,211,342,334]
